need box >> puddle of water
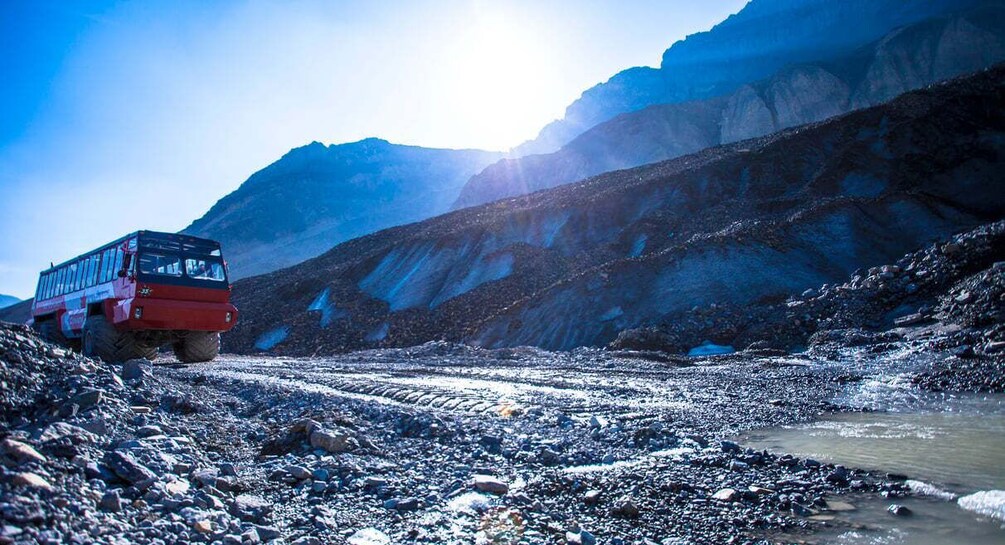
[737,393,1005,544]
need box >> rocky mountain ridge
[183,139,502,279]
[453,5,1005,209]
[222,65,1005,355]
[514,0,992,157]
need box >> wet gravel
[5,322,986,545]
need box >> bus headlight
[225,312,233,323]
[134,307,143,319]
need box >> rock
[712,488,738,501]
[99,491,122,513]
[0,439,46,465]
[70,389,103,410]
[219,462,238,477]
[347,528,391,545]
[609,497,640,518]
[566,530,597,545]
[38,422,96,444]
[791,503,815,517]
[104,451,157,484]
[163,478,190,497]
[894,313,927,326]
[583,490,602,504]
[888,504,913,516]
[286,465,312,480]
[291,538,322,545]
[472,475,509,495]
[309,429,358,454]
[254,525,281,541]
[121,359,149,380]
[193,520,214,534]
[11,472,52,491]
[137,425,163,437]
[720,440,741,453]
[748,486,773,495]
[728,460,749,471]
[589,415,609,429]
[231,494,272,522]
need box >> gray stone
[472,475,509,495]
[104,451,156,484]
[121,359,149,380]
[309,429,358,454]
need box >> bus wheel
[39,321,70,347]
[173,332,220,363]
[83,316,157,363]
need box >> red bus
[31,231,238,363]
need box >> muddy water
[738,389,1005,544]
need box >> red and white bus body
[31,231,237,346]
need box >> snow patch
[347,528,390,545]
[600,306,624,321]
[906,479,956,500]
[958,490,1005,521]
[629,234,647,257]
[366,322,389,342]
[687,341,735,357]
[307,288,345,327]
[254,327,289,351]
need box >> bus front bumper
[110,298,238,332]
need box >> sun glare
[440,8,562,150]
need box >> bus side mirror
[118,270,128,278]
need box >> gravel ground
[5,322,984,545]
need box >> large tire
[83,315,158,363]
[173,332,220,363]
[38,320,69,346]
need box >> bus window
[66,262,78,292]
[185,258,226,281]
[101,249,114,282]
[90,254,101,286]
[139,253,182,277]
[114,248,124,277]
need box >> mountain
[222,65,1005,355]
[0,294,19,310]
[515,0,991,157]
[0,299,31,325]
[453,4,1005,209]
[183,139,503,279]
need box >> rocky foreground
[2,295,1002,545]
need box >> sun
[439,7,563,150]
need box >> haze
[0,0,746,298]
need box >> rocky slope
[223,66,1005,356]
[183,139,502,279]
[514,0,990,157]
[0,320,955,545]
[454,4,1005,209]
[612,220,1005,392]
[0,296,19,310]
[0,301,31,326]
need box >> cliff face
[514,0,987,157]
[452,7,1005,209]
[183,139,502,279]
[222,66,1005,355]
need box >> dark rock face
[183,138,502,279]
[513,0,991,158]
[0,299,32,325]
[224,66,1005,355]
[454,5,1005,209]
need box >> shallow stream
[737,374,1005,544]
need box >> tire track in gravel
[177,354,722,421]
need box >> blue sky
[0,0,746,299]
